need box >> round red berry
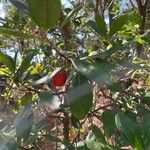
[52,69,67,87]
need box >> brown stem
[63,112,70,141]
[91,103,123,114]
[95,0,100,15]
[20,82,39,93]
[135,0,149,57]
[41,30,71,62]
[128,0,137,9]
[108,0,115,10]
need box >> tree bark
[135,0,149,57]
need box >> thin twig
[144,0,149,8]
[41,30,71,62]
[20,82,39,93]
[108,0,115,10]
[91,103,122,114]
[128,0,136,9]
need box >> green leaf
[0,51,15,73]
[28,0,61,30]
[115,113,145,150]
[90,124,106,144]
[15,113,34,142]
[141,114,150,149]
[141,97,150,105]
[77,144,89,150]
[95,15,107,37]
[0,67,11,76]
[0,132,19,149]
[9,0,29,14]
[38,92,54,104]
[68,73,93,120]
[88,20,101,35]
[108,82,122,92]
[71,115,81,129]
[109,14,128,36]
[0,141,19,150]
[124,110,136,122]
[86,140,105,150]
[85,40,124,60]
[104,40,124,56]
[14,52,35,81]
[32,75,50,86]
[135,35,145,44]
[20,93,32,106]
[60,4,82,28]
[86,140,119,150]
[44,135,62,143]
[71,59,112,86]
[14,106,32,142]
[0,17,6,22]
[14,105,30,126]
[101,109,116,139]
[20,52,35,75]
[0,120,7,130]
[0,28,32,38]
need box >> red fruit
[52,69,67,87]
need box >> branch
[91,103,123,114]
[136,0,144,14]
[20,82,39,93]
[41,30,71,62]
[108,0,115,10]
[128,0,136,9]
[63,112,70,141]
[144,0,149,8]
[95,0,100,15]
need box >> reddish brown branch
[41,30,71,62]
[63,112,70,141]
[91,103,122,114]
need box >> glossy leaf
[0,17,6,22]
[0,132,18,149]
[0,51,15,73]
[86,140,119,150]
[101,109,116,139]
[15,113,34,142]
[88,20,101,35]
[61,4,82,28]
[20,93,32,106]
[38,92,54,104]
[90,124,106,144]
[68,73,93,120]
[109,14,128,36]
[0,141,19,150]
[71,59,112,86]
[0,118,10,130]
[44,135,62,143]
[141,97,150,105]
[32,75,50,86]
[28,0,61,30]
[86,140,105,150]
[9,0,29,14]
[16,52,35,77]
[95,14,107,37]
[115,113,145,150]
[86,40,124,60]
[0,28,32,38]
[14,105,33,142]
[14,105,30,126]
[71,115,81,129]
[108,82,122,92]
[141,114,150,149]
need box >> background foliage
[0,0,150,149]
